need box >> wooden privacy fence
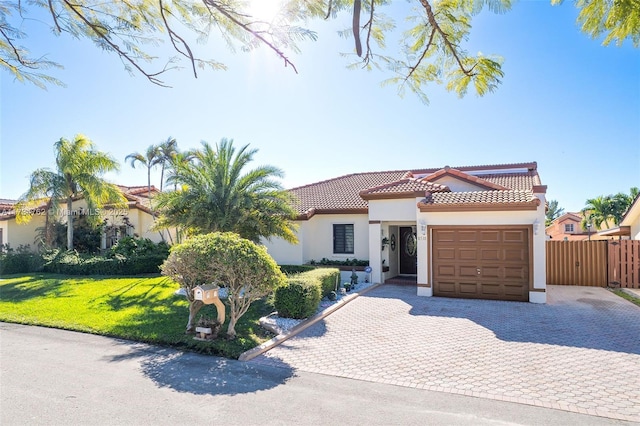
[546,240,640,288]
[608,240,640,288]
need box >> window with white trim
[564,223,574,233]
[333,224,354,254]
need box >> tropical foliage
[161,232,287,337]
[155,138,298,243]
[545,199,565,226]
[3,1,637,101]
[16,135,125,250]
[125,145,163,198]
[581,187,639,230]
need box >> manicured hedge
[42,253,166,275]
[274,278,322,319]
[0,251,45,275]
[273,268,340,319]
[302,268,340,298]
[279,264,316,275]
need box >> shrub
[273,268,338,318]
[0,245,44,275]
[279,264,316,275]
[274,278,322,319]
[41,249,166,276]
[307,258,369,267]
[161,232,286,337]
[303,268,340,298]
[108,237,169,258]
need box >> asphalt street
[0,323,632,425]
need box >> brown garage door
[432,227,530,302]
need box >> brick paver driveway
[250,285,640,422]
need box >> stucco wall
[1,216,45,251]
[262,214,369,265]
[262,227,304,265]
[1,198,176,250]
[430,175,485,192]
[369,198,418,222]
[621,202,640,240]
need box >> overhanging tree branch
[201,0,298,73]
[419,0,476,77]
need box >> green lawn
[611,289,640,308]
[0,274,276,359]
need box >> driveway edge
[239,283,383,361]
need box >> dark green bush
[307,258,369,267]
[279,264,316,275]
[274,278,322,319]
[41,249,166,275]
[0,245,44,275]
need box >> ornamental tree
[161,232,286,338]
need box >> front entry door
[399,226,417,275]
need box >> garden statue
[351,268,358,287]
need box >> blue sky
[1,1,638,213]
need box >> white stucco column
[416,217,432,296]
[368,221,382,284]
[530,186,548,303]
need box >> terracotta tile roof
[290,162,542,216]
[360,179,449,200]
[420,167,509,191]
[422,190,539,205]
[290,171,408,216]
[410,162,538,175]
[477,172,541,191]
[418,190,541,211]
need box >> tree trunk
[226,315,237,339]
[66,197,74,250]
[44,199,52,248]
[186,299,204,333]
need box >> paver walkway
[250,285,640,422]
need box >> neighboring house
[601,193,640,240]
[546,212,593,241]
[263,162,547,303]
[0,185,175,250]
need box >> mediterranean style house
[545,212,594,241]
[263,162,548,303]
[0,185,174,251]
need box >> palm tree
[157,137,178,192]
[155,139,298,243]
[165,149,196,191]
[17,169,64,248]
[17,135,125,250]
[125,145,162,199]
[582,195,615,230]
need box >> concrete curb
[619,287,640,300]
[239,283,383,361]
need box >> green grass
[0,274,276,359]
[611,289,640,307]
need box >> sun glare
[247,0,283,21]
